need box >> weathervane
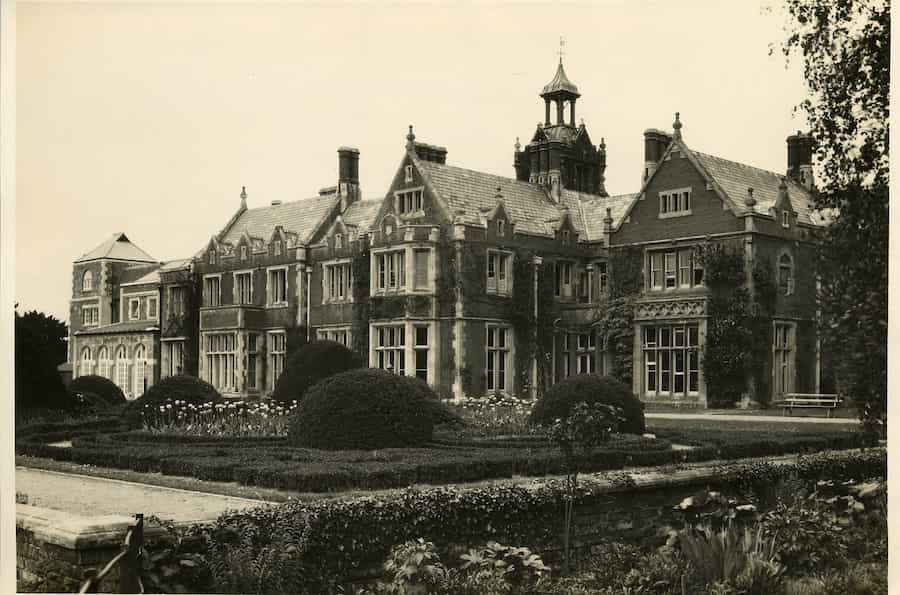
[558,36,566,64]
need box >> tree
[779,0,889,435]
[14,308,72,417]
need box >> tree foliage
[14,309,72,417]
[780,0,889,433]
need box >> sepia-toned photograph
[4,0,890,593]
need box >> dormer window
[208,250,215,265]
[274,240,282,256]
[397,189,424,216]
[659,187,692,218]
[782,211,790,228]
[404,165,414,183]
[240,245,248,261]
[335,233,343,249]
[497,220,506,237]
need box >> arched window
[115,345,131,398]
[80,347,93,377]
[98,346,111,379]
[82,270,93,292]
[778,254,794,296]
[133,344,148,399]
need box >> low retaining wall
[16,505,168,593]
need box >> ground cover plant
[95,449,884,594]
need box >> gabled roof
[341,199,382,231]
[414,156,625,240]
[692,151,818,226]
[75,233,156,264]
[218,194,340,247]
[541,61,580,97]
[578,193,638,242]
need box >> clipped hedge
[14,423,872,494]
[529,374,645,434]
[288,369,436,450]
[70,375,126,405]
[271,340,363,403]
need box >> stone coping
[16,504,169,550]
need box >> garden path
[645,412,857,424]
[15,467,276,523]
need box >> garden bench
[776,393,842,417]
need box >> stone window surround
[370,244,436,296]
[486,249,514,296]
[369,320,438,385]
[322,258,354,304]
[658,186,693,219]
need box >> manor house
[67,61,824,407]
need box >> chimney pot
[271,200,282,206]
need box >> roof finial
[600,137,606,150]
[240,185,247,207]
[406,125,416,148]
[745,187,757,208]
[672,112,683,140]
[514,137,521,152]
[558,36,566,65]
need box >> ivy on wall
[510,254,556,397]
[697,242,776,407]
[597,245,644,389]
[351,244,371,358]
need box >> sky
[15,0,809,323]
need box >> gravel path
[16,467,275,523]
[645,412,857,424]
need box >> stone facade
[66,62,824,407]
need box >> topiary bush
[528,374,645,434]
[271,340,363,403]
[288,369,437,450]
[70,375,126,406]
[122,375,222,428]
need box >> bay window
[374,325,406,375]
[205,333,237,391]
[643,324,700,398]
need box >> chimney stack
[786,131,815,190]
[337,146,361,211]
[642,128,672,183]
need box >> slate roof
[415,157,625,240]
[75,233,156,263]
[578,193,639,241]
[341,199,382,231]
[121,268,161,287]
[75,320,159,336]
[542,62,580,96]
[692,150,819,226]
[159,258,192,272]
[219,194,340,246]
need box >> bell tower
[513,48,608,197]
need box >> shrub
[72,391,112,414]
[271,340,363,403]
[529,374,645,434]
[122,375,222,427]
[288,369,436,450]
[70,375,126,406]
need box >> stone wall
[16,506,166,593]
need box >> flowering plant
[141,399,298,437]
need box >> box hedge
[271,340,363,404]
[529,374,646,434]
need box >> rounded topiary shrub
[122,374,222,427]
[528,374,645,434]
[271,340,363,403]
[70,375,126,406]
[288,368,436,450]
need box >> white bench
[776,393,842,417]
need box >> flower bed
[141,399,297,437]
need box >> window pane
[415,326,428,346]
